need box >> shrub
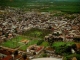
[37,40,44,45]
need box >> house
[27,45,44,55]
[20,39,29,44]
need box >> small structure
[45,47,54,53]
[27,45,44,55]
[20,39,29,44]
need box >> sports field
[1,36,27,49]
[22,28,52,39]
[1,28,51,51]
[1,36,49,51]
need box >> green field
[1,35,49,51]
[1,35,40,50]
[22,28,52,39]
[19,39,39,51]
[1,35,27,48]
[0,0,80,13]
[1,28,51,51]
[52,42,74,47]
[0,28,75,51]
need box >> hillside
[0,0,80,13]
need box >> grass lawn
[52,42,75,47]
[40,41,49,47]
[1,1,80,13]
[1,28,51,50]
[19,40,49,50]
[19,40,50,51]
[22,28,52,39]
[1,35,75,51]
[1,35,41,50]
[19,40,39,51]
[1,35,28,48]
[19,28,52,50]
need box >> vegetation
[37,40,44,45]
[1,36,25,48]
[51,42,80,60]
[39,52,48,58]
[42,53,47,57]
[64,54,80,60]
[52,42,75,55]
[22,28,52,39]
[1,28,51,51]
[1,35,39,50]
[19,39,39,51]
[0,0,80,13]
[41,41,49,47]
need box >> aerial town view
[0,0,80,60]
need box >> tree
[48,37,54,46]
[37,40,43,45]
[0,0,8,9]
[42,53,47,57]
[53,44,72,55]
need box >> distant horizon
[0,0,80,13]
[0,0,80,2]
[16,0,80,1]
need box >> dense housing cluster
[0,7,80,60]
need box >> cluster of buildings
[0,7,80,43]
[0,47,30,60]
[27,45,44,55]
[0,7,80,60]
